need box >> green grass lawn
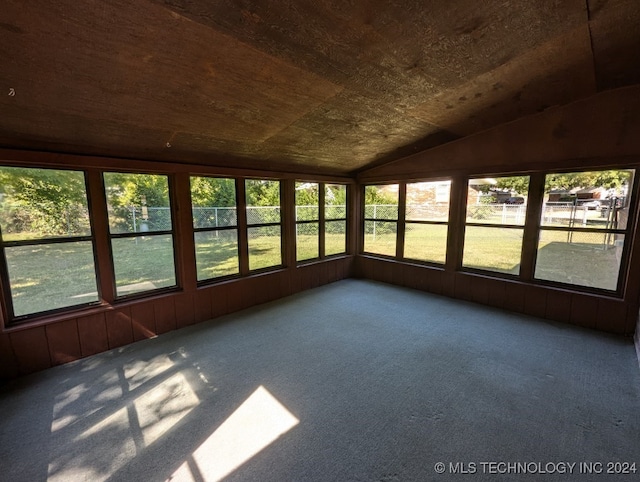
[365,223,621,290]
[5,242,100,316]
[6,224,619,317]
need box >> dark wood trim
[619,169,640,298]
[282,179,296,268]
[319,182,326,259]
[517,173,543,281]
[236,178,250,276]
[396,182,407,259]
[358,157,640,183]
[173,172,197,292]
[87,170,116,304]
[0,148,355,181]
[445,176,467,271]
[349,184,360,256]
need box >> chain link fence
[124,207,172,232]
[364,204,398,220]
[246,206,281,225]
[326,205,346,219]
[405,203,450,221]
[0,203,91,238]
[192,207,237,229]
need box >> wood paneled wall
[355,256,636,335]
[356,86,640,339]
[0,150,355,381]
[3,86,640,380]
[0,257,353,379]
[359,85,640,182]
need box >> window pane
[364,220,396,256]
[325,220,346,256]
[535,230,623,290]
[248,226,282,270]
[364,185,398,220]
[404,223,448,264]
[326,184,347,219]
[5,241,98,316]
[406,181,451,222]
[295,182,319,221]
[541,170,634,230]
[194,230,239,281]
[245,180,280,225]
[190,177,237,229]
[463,226,523,274]
[104,173,172,234]
[467,176,529,225]
[0,167,91,240]
[112,235,176,296]
[296,222,319,261]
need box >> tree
[325,184,347,205]
[103,173,171,232]
[495,170,632,194]
[494,176,529,195]
[104,172,169,208]
[364,185,398,206]
[190,177,236,207]
[294,182,319,206]
[0,167,89,236]
[245,179,280,206]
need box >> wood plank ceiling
[0,0,638,175]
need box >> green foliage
[494,176,529,195]
[246,179,280,206]
[326,184,347,205]
[467,195,495,220]
[364,185,398,206]
[0,167,89,237]
[190,177,236,207]
[364,185,398,234]
[295,182,319,206]
[104,172,169,208]
[103,172,170,232]
[544,170,631,190]
[495,170,632,194]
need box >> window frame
[295,181,320,263]
[531,168,638,295]
[244,178,285,273]
[190,176,241,285]
[103,171,180,300]
[0,166,102,323]
[461,175,531,278]
[295,181,349,264]
[402,179,452,266]
[361,183,400,259]
[323,182,348,258]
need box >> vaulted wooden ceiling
[1,0,638,175]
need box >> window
[190,176,239,281]
[325,184,347,256]
[104,172,177,296]
[534,169,634,291]
[295,182,319,261]
[363,184,399,257]
[404,180,451,264]
[463,176,529,275]
[0,166,99,318]
[245,179,282,271]
[295,182,348,262]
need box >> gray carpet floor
[1,279,639,481]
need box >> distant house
[576,187,607,200]
[548,189,573,202]
[468,178,497,204]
